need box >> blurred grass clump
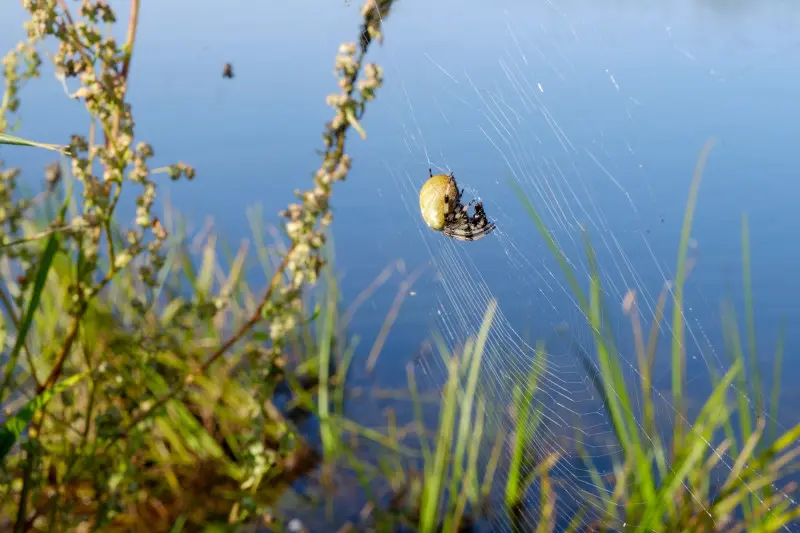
[2,1,800,533]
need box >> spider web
[369,0,800,530]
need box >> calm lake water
[4,0,800,529]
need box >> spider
[418,168,496,242]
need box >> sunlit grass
[508,138,800,532]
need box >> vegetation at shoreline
[1,1,800,532]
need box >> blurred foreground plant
[0,0,397,531]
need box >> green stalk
[671,137,716,450]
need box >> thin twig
[0,224,74,249]
[118,0,139,88]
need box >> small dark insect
[222,63,233,79]
[418,169,496,242]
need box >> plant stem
[39,316,81,394]
[13,317,81,532]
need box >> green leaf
[0,373,87,460]
[344,107,367,140]
[0,133,69,153]
[0,183,72,404]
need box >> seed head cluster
[3,0,196,314]
[270,9,385,344]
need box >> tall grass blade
[0,183,72,404]
[450,300,496,514]
[741,213,763,417]
[721,301,754,515]
[407,363,433,465]
[635,359,740,533]
[769,323,785,446]
[511,181,651,492]
[505,340,546,509]
[419,356,460,533]
[0,372,86,460]
[583,230,658,507]
[509,180,589,313]
[318,272,338,459]
[671,137,716,448]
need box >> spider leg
[429,167,433,177]
[454,219,496,241]
[472,202,490,228]
[443,201,497,242]
[444,226,475,242]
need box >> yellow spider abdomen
[419,173,456,231]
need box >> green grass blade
[169,515,187,533]
[318,271,338,459]
[480,427,506,503]
[564,508,587,533]
[575,435,613,522]
[509,180,589,313]
[583,230,658,507]
[0,133,69,153]
[407,362,433,465]
[721,420,800,496]
[0,183,73,404]
[505,340,545,509]
[721,303,754,508]
[747,503,800,533]
[671,137,716,449]
[0,372,87,460]
[512,181,656,500]
[450,300,496,512]
[419,356,460,533]
[512,180,632,451]
[635,359,740,533]
[741,213,763,418]
[768,322,785,446]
